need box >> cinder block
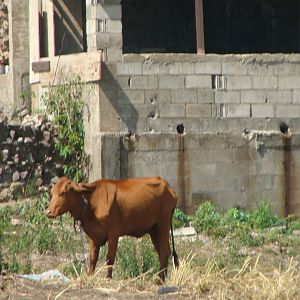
[145,90,171,104]
[215,91,240,103]
[252,76,278,89]
[143,63,169,75]
[207,148,236,162]
[226,104,250,118]
[278,76,300,89]
[130,76,158,89]
[159,75,185,89]
[185,75,212,89]
[86,6,96,19]
[198,89,215,103]
[169,63,195,75]
[172,89,197,104]
[97,33,122,49]
[159,104,186,118]
[96,4,122,20]
[118,90,145,104]
[87,19,96,34]
[87,33,97,49]
[247,63,274,75]
[275,105,300,118]
[226,76,252,90]
[267,90,293,104]
[117,62,143,75]
[222,62,248,75]
[194,62,221,75]
[106,20,122,33]
[186,104,212,118]
[293,89,300,104]
[274,63,300,75]
[241,90,266,104]
[251,104,275,118]
[106,47,122,62]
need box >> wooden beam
[195,0,205,54]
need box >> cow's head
[46,176,83,219]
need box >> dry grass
[166,253,300,299]
[51,253,300,299]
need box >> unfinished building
[2,0,300,215]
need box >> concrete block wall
[97,54,300,135]
[0,74,10,111]
[86,0,122,62]
[100,132,300,217]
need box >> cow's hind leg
[106,236,119,278]
[88,239,100,275]
[156,226,171,282]
[149,226,160,255]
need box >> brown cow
[46,176,179,281]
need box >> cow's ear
[61,180,72,194]
[70,182,97,193]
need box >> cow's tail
[171,210,179,269]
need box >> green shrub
[250,200,281,229]
[42,76,87,182]
[193,201,222,236]
[173,208,193,228]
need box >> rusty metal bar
[195,0,205,54]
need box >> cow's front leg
[106,236,119,278]
[88,239,100,275]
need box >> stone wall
[0,110,62,201]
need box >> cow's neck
[70,193,89,222]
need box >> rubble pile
[0,107,63,201]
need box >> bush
[173,208,193,228]
[193,202,222,236]
[42,76,87,182]
[249,200,281,229]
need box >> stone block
[275,105,300,118]
[251,104,275,118]
[241,90,266,104]
[130,76,158,89]
[278,76,300,89]
[159,75,185,89]
[267,90,293,104]
[215,91,240,103]
[159,104,186,118]
[252,76,278,89]
[198,89,215,103]
[185,75,212,89]
[194,61,221,74]
[226,76,252,90]
[186,104,212,118]
[172,89,197,104]
[226,104,250,118]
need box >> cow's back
[113,177,177,236]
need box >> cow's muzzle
[45,209,56,218]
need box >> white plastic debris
[18,269,70,284]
